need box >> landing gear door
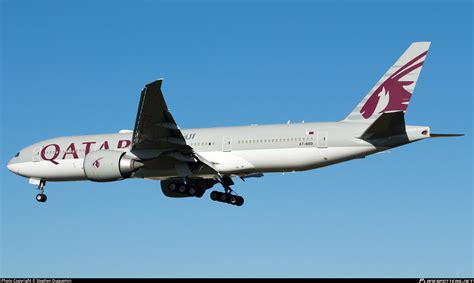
[33,146,42,162]
[317,132,328,148]
[222,136,232,152]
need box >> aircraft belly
[231,146,376,172]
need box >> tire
[179,185,186,193]
[210,191,219,201]
[230,196,238,205]
[169,183,177,191]
[220,193,227,202]
[189,187,196,196]
[236,196,244,206]
[36,194,47,203]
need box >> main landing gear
[210,178,244,206]
[35,180,47,203]
[168,182,206,198]
[210,191,244,206]
[161,177,245,207]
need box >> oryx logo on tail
[344,42,431,122]
[360,51,428,119]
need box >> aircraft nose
[7,158,18,174]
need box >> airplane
[7,41,463,206]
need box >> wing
[131,79,191,153]
[131,79,220,176]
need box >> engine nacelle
[83,150,142,182]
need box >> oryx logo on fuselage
[92,157,103,168]
[360,51,428,119]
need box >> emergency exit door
[317,132,328,148]
[33,147,42,162]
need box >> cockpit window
[14,152,20,157]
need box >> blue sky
[1,0,472,278]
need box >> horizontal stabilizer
[359,112,406,140]
[430,133,464,138]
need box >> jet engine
[83,150,143,182]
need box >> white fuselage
[7,122,429,182]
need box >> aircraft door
[317,132,328,148]
[33,147,42,162]
[222,136,232,152]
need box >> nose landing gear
[35,180,47,203]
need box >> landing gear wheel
[36,193,47,203]
[210,191,219,200]
[169,183,177,191]
[210,188,244,206]
[34,180,47,203]
[188,187,196,196]
[220,193,227,202]
[179,185,186,193]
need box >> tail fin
[344,42,431,122]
